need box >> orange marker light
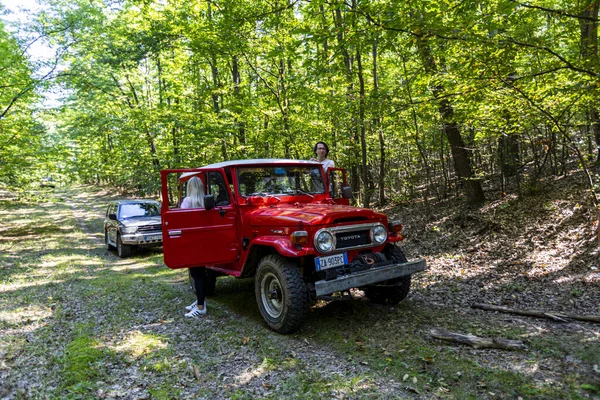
[388,221,403,234]
[290,231,309,246]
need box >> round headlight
[373,225,387,244]
[315,231,334,253]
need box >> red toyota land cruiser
[160,159,426,333]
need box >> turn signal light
[290,231,309,246]
[388,221,403,234]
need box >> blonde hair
[186,176,205,208]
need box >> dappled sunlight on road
[0,305,52,327]
[109,331,168,359]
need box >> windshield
[118,203,160,218]
[237,166,325,197]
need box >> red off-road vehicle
[160,159,426,333]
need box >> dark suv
[104,200,162,257]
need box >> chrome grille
[138,224,161,233]
[335,230,370,249]
[314,222,386,254]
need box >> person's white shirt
[320,158,335,171]
[181,196,204,209]
[181,196,192,208]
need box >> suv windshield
[119,203,160,218]
[237,166,325,197]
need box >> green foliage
[0,0,597,202]
[0,18,40,186]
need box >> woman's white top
[320,158,335,171]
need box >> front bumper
[314,258,427,297]
[121,232,163,246]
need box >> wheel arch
[239,244,278,278]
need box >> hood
[121,215,161,227]
[247,203,386,227]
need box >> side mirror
[109,213,117,220]
[342,186,353,199]
[204,194,216,210]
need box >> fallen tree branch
[472,303,600,323]
[430,328,527,350]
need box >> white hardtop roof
[204,158,320,168]
[180,159,322,179]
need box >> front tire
[364,245,412,305]
[117,233,132,258]
[255,254,309,334]
[105,230,114,250]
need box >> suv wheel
[117,233,132,258]
[105,230,114,250]
[255,254,309,334]
[364,245,411,305]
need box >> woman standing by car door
[180,176,208,319]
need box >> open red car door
[160,168,239,269]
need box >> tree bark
[416,37,485,204]
[430,329,527,350]
[232,55,245,148]
[356,46,371,208]
[335,5,360,201]
[472,303,600,323]
[372,36,386,205]
[580,1,600,165]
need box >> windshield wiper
[295,189,314,198]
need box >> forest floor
[0,172,599,399]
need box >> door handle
[168,230,182,237]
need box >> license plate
[315,252,348,271]
[144,235,161,241]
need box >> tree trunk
[498,134,519,177]
[580,1,600,165]
[439,99,486,203]
[356,46,371,208]
[416,37,485,204]
[232,55,246,148]
[372,36,386,205]
[334,5,360,201]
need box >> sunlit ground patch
[111,331,168,359]
[0,304,52,327]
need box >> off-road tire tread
[364,245,411,305]
[117,233,132,258]
[256,254,309,334]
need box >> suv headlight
[372,225,387,244]
[121,226,137,234]
[315,230,334,253]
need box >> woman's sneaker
[184,304,207,319]
[185,300,198,311]
[185,300,206,311]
